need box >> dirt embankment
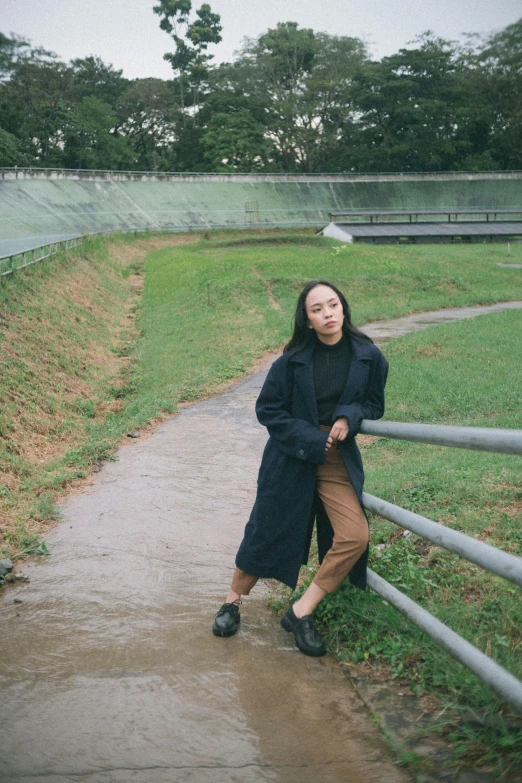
[0,233,198,560]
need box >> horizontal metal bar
[330,208,522,216]
[2,166,522,177]
[367,569,522,714]
[0,237,82,276]
[363,493,522,588]
[359,420,522,455]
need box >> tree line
[1,4,521,173]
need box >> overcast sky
[2,0,521,80]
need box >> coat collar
[288,335,374,365]
[289,335,374,425]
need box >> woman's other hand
[325,417,349,452]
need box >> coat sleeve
[256,360,329,465]
[333,348,389,438]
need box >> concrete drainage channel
[0,302,521,783]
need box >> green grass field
[132,229,522,415]
[1,229,521,772]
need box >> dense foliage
[1,11,521,172]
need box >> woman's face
[305,284,344,344]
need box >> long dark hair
[283,280,372,353]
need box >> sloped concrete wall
[1,173,521,256]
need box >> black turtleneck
[313,334,352,425]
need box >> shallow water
[2,301,521,782]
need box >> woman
[212,280,389,656]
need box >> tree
[290,32,369,171]
[0,126,24,165]
[0,32,54,83]
[0,56,75,165]
[0,33,69,165]
[62,96,134,170]
[242,22,317,171]
[59,57,133,169]
[350,34,468,171]
[117,78,179,170]
[2,17,521,174]
[475,18,522,168]
[69,56,129,105]
[207,24,369,172]
[202,110,270,170]
[152,0,221,123]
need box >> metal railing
[328,208,522,224]
[359,419,522,714]
[0,227,196,277]
[2,166,522,182]
[0,236,85,277]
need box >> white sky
[1,0,521,80]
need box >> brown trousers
[232,429,369,596]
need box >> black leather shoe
[212,602,240,637]
[281,605,326,657]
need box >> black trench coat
[235,336,389,590]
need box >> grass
[129,229,522,417]
[1,228,521,770]
[192,229,522,325]
[0,233,146,559]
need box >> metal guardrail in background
[328,208,522,224]
[359,419,522,714]
[0,228,167,278]
[0,236,85,277]
[2,167,522,181]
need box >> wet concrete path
[361,300,522,342]
[1,301,521,783]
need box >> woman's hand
[325,417,349,452]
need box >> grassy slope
[0,234,145,556]
[212,233,522,323]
